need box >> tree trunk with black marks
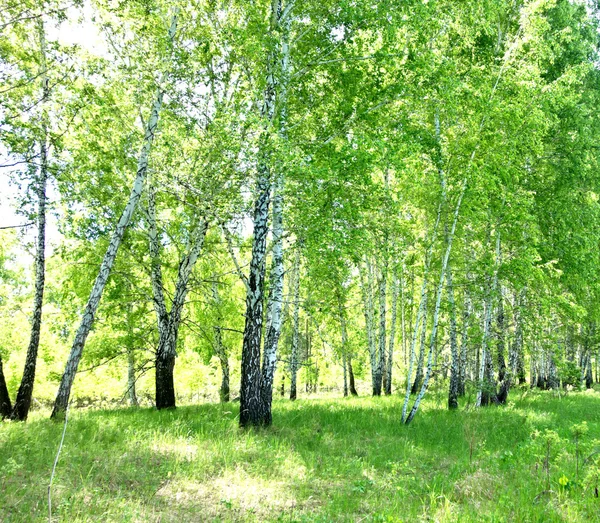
[405,179,466,425]
[496,287,508,404]
[447,262,459,410]
[11,19,49,421]
[411,295,428,395]
[156,221,208,410]
[359,259,379,395]
[376,261,387,396]
[289,248,301,401]
[127,346,138,407]
[458,288,470,397]
[260,1,290,420]
[476,228,500,408]
[50,13,178,419]
[239,0,288,427]
[348,356,358,396]
[338,295,350,397]
[385,272,399,395]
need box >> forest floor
[1,388,600,522]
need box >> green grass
[1,389,600,522]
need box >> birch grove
[0,0,598,433]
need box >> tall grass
[1,389,599,522]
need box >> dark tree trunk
[220,363,230,403]
[155,351,176,410]
[585,357,593,389]
[348,356,358,396]
[0,356,11,419]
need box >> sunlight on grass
[1,390,600,522]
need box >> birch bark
[447,262,459,409]
[239,0,284,427]
[405,180,467,424]
[12,19,49,421]
[260,3,291,421]
[385,272,399,395]
[155,220,208,409]
[211,280,230,402]
[50,13,178,418]
[376,261,387,396]
[289,248,301,401]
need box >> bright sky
[0,3,104,255]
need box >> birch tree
[50,12,178,418]
[10,19,49,421]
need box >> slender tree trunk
[405,179,466,425]
[496,286,509,404]
[338,295,352,397]
[476,227,501,408]
[360,260,379,395]
[342,351,348,397]
[289,249,301,401]
[477,286,495,406]
[127,346,138,407]
[402,249,435,422]
[516,291,527,385]
[215,326,230,402]
[50,14,178,419]
[376,261,387,396]
[400,263,408,368]
[385,272,399,395]
[458,287,470,396]
[0,356,11,418]
[447,262,459,409]
[411,295,428,395]
[211,280,230,402]
[11,19,49,421]
[348,356,358,396]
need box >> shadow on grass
[1,390,599,521]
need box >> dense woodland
[4,1,600,521]
[1,0,600,428]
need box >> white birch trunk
[239,0,283,427]
[211,280,230,403]
[476,228,501,407]
[385,271,399,395]
[405,179,467,424]
[12,18,49,420]
[446,261,459,409]
[127,346,138,407]
[289,248,301,401]
[401,181,444,422]
[359,259,378,394]
[260,5,291,413]
[338,295,349,397]
[51,13,178,418]
[376,260,387,396]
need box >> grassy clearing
[1,389,600,522]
